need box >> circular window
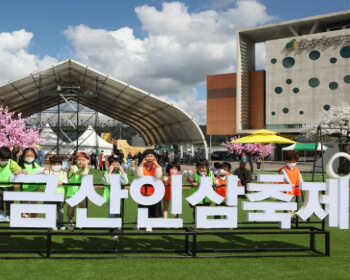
[329,82,338,90]
[299,111,304,115]
[340,46,350,58]
[282,57,295,68]
[344,75,350,83]
[309,50,320,60]
[323,105,331,111]
[286,79,292,84]
[271,112,276,116]
[330,57,337,64]
[309,78,320,88]
[293,88,299,93]
[275,87,283,94]
[282,108,289,114]
[271,58,277,64]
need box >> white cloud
[0,1,276,125]
[0,30,57,84]
[63,1,276,124]
[159,88,207,125]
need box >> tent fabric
[0,59,206,148]
[77,126,113,150]
[282,143,328,151]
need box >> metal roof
[0,59,206,147]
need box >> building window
[329,82,338,90]
[293,88,299,94]
[323,105,331,111]
[282,108,289,114]
[308,78,320,88]
[299,111,304,115]
[271,58,277,64]
[330,57,337,64]
[340,46,350,58]
[282,57,295,68]
[271,112,276,116]
[286,79,292,84]
[344,75,350,83]
[309,50,320,60]
[275,87,283,94]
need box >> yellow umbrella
[231,134,296,144]
[231,129,297,171]
[248,129,278,135]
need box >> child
[44,156,68,230]
[0,147,21,222]
[213,162,243,219]
[102,156,128,238]
[186,158,214,227]
[214,162,232,200]
[66,152,90,231]
[279,151,304,221]
[162,161,181,219]
[135,149,163,232]
[19,147,43,218]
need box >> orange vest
[279,166,301,196]
[215,175,227,198]
[163,174,171,200]
[141,164,155,196]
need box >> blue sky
[0,0,348,124]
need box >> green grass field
[0,170,349,280]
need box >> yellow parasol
[231,134,296,144]
[231,129,297,171]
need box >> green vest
[49,170,66,194]
[0,160,13,187]
[66,165,83,197]
[189,170,214,204]
[103,170,122,202]
[22,162,41,192]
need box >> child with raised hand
[0,147,21,222]
[102,156,128,238]
[162,161,181,219]
[279,151,304,221]
[66,152,90,231]
[186,158,214,227]
[135,149,163,232]
[44,156,68,230]
[19,147,43,218]
[102,156,128,215]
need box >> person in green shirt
[18,147,43,218]
[101,156,128,239]
[43,156,68,230]
[0,147,21,222]
[186,158,214,227]
[67,152,90,231]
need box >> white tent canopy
[76,126,113,153]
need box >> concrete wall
[265,29,350,128]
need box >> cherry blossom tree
[300,102,350,174]
[221,137,275,172]
[0,106,43,150]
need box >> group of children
[0,145,303,233]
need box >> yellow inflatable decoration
[101,133,147,156]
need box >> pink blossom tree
[0,106,43,150]
[221,137,275,172]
